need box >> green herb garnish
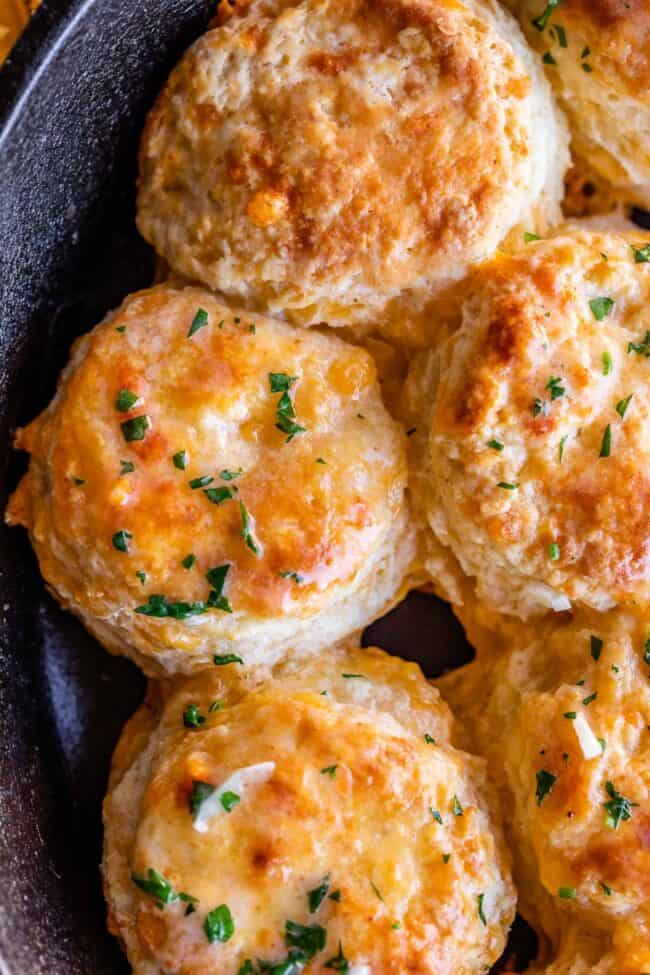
[115,389,139,412]
[188,308,209,338]
[204,904,234,943]
[112,529,132,553]
[536,769,557,806]
[121,415,150,442]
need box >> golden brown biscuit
[103,644,516,975]
[6,286,414,676]
[412,229,650,621]
[439,609,650,975]
[136,0,568,339]
[509,0,650,204]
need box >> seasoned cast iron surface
[0,1,538,972]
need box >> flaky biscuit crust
[420,229,650,619]
[6,286,414,675]
[137,0,567,335]
[103,645,515,975]
[511,0,650,202]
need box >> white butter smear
[572,712,602,760]
[193,762,276,834]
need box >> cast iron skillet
[0,1,554,970]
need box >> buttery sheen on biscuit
[439,609,650,975]
[6,286,414,676]
[510,0,650,204]
[136,0,568,336]
[103,645,515,975]
[415,229,650,621]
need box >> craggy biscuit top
[427,230,650,619]
[137,0,566,331]
[103,645,515,975]
[513,0,650,195]
[451,610,650,974]
[6,286,409,671]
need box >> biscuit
[6,286,414,676]
[136,0,568,338]
[509,0,650,205]
[103,644,516,975]
[415,229,650,620]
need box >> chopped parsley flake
[563,711,577,720]
[451,795,463,817]
[173,450,188,470]
[431,808,443,824]
[205,564,232,612]
[112,529,132,553]
[558,886,576,899]
[329,890,341,902]
[204,904,234,943]
[321,765,337,778]
[603,351,612,375]
[269,373,298,393]
[285,920,326,958]
[188,308,209,338]
[183,704,206,729]
[280,570,304,584]
[120,459,135,475]
[616,394,633,418]
[631,244,650,263]
[628,331,650,357]
[121,414,150,442]
[477,893,487,926]
[342,673,365,679]
[131,868,196,909]
[308,876,330,913]
[370,880,384,902]
[324,940,349,972]
[532,397,548,418]
[543,51,557,65]
[424,733,436,744]
[406,427,417,436]
[136,570,146,585]
[239,500,260,555]
[220,790,240,813]
[190,475,213,489]
[487,439,504,451]
[316,457,326,464]
[189,780,215,818]
[208,700,223,712]
[204,485,232,504]
[550,23,567,45]
[73,477,85,485]
[219,468,243,481]
[213,653,243,666]
[548,542,560,561]
[524,232,541,242]
[536,769,557,806]
[135,594,210,619]
[546,376,565,400]
[531,0,563,31]
[603,781,637,829]
[182,553,196,570]
[582,692,597,706]
[589,297,614,321]
[442,853,451,864]
[600,881,613,896]
[599,424,611,458]
[115,389,139,412]
[591,635,603,661]
[558,434,568,462]
[497,481,519,490]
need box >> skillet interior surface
[0,0,542,971]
